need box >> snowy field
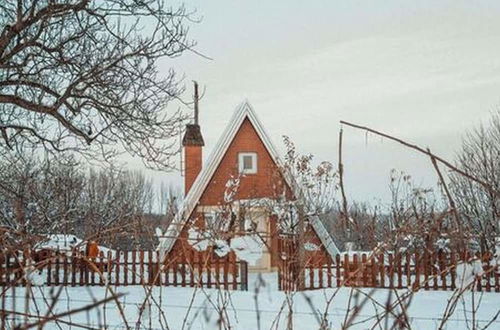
[2,274,500,329]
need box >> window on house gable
[204,211,232,231]
[204,212,217,230]
[238,152,257,174]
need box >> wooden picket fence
[278,248,500,292]
[0,248,248,290]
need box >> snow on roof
[35,234,113,254]
[158,100,340,259]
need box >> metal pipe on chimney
[193,81,199,125]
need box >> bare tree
[0,154,158,248]
[450,111,500,251]
[0,0,196,169]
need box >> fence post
[240,261,248,291]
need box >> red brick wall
[199,117,285,205]
[184,145,202,196]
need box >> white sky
[133,0,500,205]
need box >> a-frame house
[159,101,339,272]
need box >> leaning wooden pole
[338,128,350,241]
[339,120,499,198]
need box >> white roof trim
[158,100,340,259]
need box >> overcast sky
[137,0,500,205]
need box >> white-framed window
[238,152,257,174]
[204,212,217,229]
[204,211,231,231]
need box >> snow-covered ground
[2,274,499,329]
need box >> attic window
[238,152,257,174]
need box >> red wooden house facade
[159,101,339,272]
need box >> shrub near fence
[279,249,500,292]
[0,248,248,291]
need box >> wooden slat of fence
[396,254,403,289]
[156,250,161,286]
[62,253,68,285]
[378,254,385,288]
[0,250,4,286]
[450,253,456,290]
[232,254,238,290]
[388,254,394,289]
[413,252,420,289]
[123,251,128,286]
[221,255,227,290]
[131,250,137,285]
[424,252,430,290]
[189,249,195,288]
[494,266,499,293]
[335,254,341,287]
[352,254,359,287]
[485,259,492,292]
[116,250,122,286]
[70,251,77,286]
[370,255,377,288]
[106,251,112,285]
[90,255,96,286]
[327,258,332,288]
[438,252,446,290]
[207,252,212,289]
[405,253,411,288]
[431,252,438,290]
[98,252,104,286]
[197,252,203,288]
[47,256,52,286]
[139,250,144,285]
[147,250,153,286]
[361,254,368,287]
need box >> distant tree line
[0,154,179,249]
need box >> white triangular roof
[158,101,340,258]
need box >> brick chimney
[182,82,204,196]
